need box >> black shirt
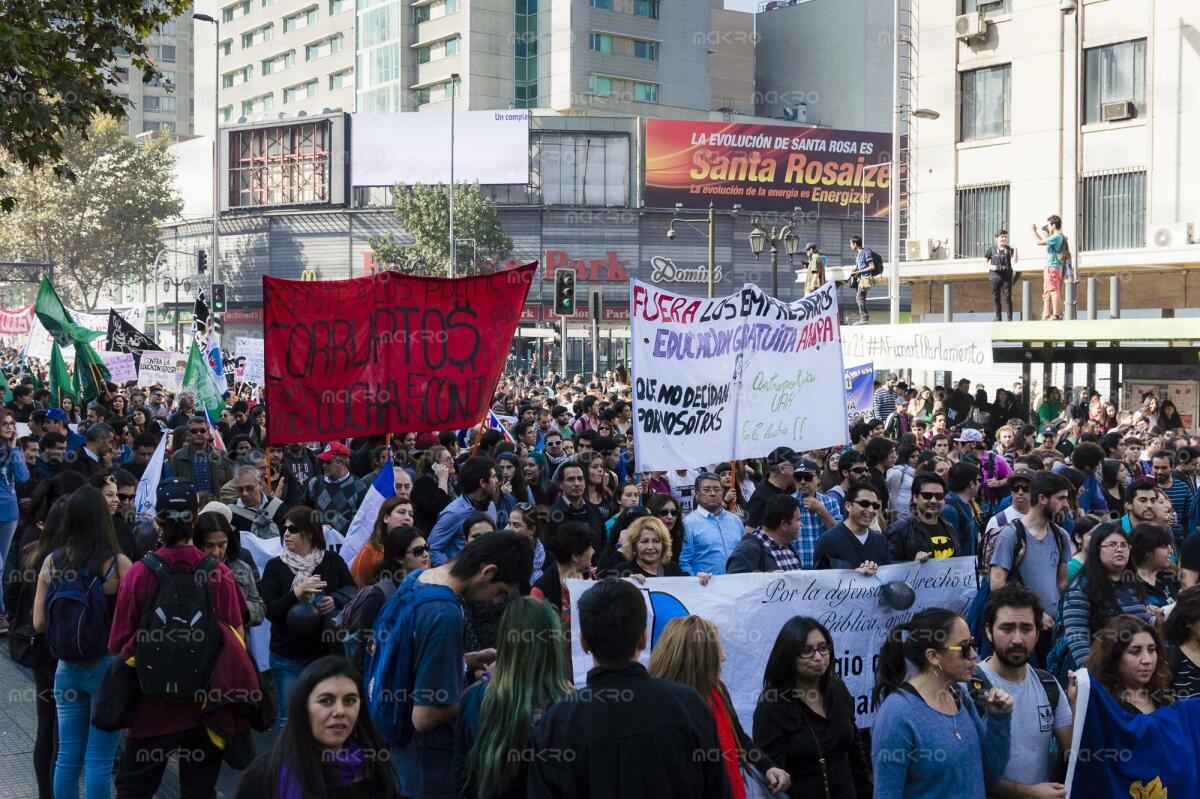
[984,245,1014,273]
[1181,532,1200,575]
[813,523,891,569]
[259,554,355,662]
[746,479,789,528]
[1171,645,1200,701]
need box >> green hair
[465,597,572,796]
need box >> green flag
[34,277,102,347]
[48,343,76,408]
[182,341,224,419]
[73,341,111,404]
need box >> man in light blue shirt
[680,472,745,576]
[428,457,499,565]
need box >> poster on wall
[644,119,891,213]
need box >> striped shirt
[872,387,898,422]
[1161,476,1193,538]
[791,491,844,568]
[1062,577,1151,668]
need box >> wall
[709,1,756,115]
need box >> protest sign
[98,351,138,383]
[845,362,874,421]
[567,557,978,729]
[630,279,847,471]
[0,307,33,336]
[236,337,265,384]
[842,322,994,371]
[264,264,537,444]
[137,350,186,389]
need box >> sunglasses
[118,492,136,502]
[848,467,869,474]
[515,502,533,512]
[657,508,679,517]
[851,499,882,510]
[282,524,298,534]
[916,491,944,501]
[1010,484,1030,493]
[407,545,429,557]
[944,638,979,654]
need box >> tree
[0,0,190,210]
[370,183,513,277]
[0,115,183,308]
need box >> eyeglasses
[657,508,678,517]
[916,492,944,501]
[1100,541,1131,551]
[944,638,979,654]
[851,499,882,510]
[1010,485,1030,493]
[189,428,208,436]
[799,643,830,658]
[407,545,429,557]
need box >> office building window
[306,35,343,60]
[262,51,296,75]
[283,6,318,32]
[960,63,1010,140]
[1081,170,1145,250]
[961,0,1009,18]
[144,96,160,112]
[220,39,233,56]
[241,93,274,116]
[417,87,431,105]
[633,40,657,60]
[158,19,177,36]
[222,0,250,22]
[160,45,176,62]
[362,5,399,47]
[229,121,330,207]
[516,0,538,107]
[369,46,401,83]
[243,25,273,48]
[330,0,348,13]
[1084,39,1146,124]
[446,37,459,55]
[416,37,460,64]
[114,66,130,83]
[956,184,1009,258]
[590,0,613,7]
[330,69,353,90]
[588,75,612,97]
[221,105,233,122]
[150,70,175,89]
[589,33,613,54]
[634,0,659,18]
[284,80,318,103]
[634,81,658,102]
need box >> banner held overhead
[841,322,994,371]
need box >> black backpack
[134,553,221,699]
[979,519,1070,584]
[969,664,1062,719]
[868,249,884,276]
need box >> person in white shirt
[985,472,1032,537]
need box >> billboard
[351,110,530,187]
[644,119,891,214]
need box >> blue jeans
[54,655,121,799]
[269,653,308,729]
[0,518,18,613]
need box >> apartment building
[111,14,195,137]
[213,0,356,124]
[902,0,1200,320]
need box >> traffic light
[553,268,575,316]
[197,249,208,273]
[211,283,226,313]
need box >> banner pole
[469,414,488,457]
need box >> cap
[199,501,233,524]
[1042,423,1059,436]
[956,428,984,443]
[316,442,352,462]
[413,432,438,451]
[46,408,69,424]
[157,478,198,520]
[804,242,818,251]
[766,446,797,468]
[793,457,821,474]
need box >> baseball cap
[46,408,69,424]
[413,432,438,451]
[316,442,352,462]
[793,458,821,474]
[157,478,198,521]
[956,429,984,443]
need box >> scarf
[277,741,364,799]
[281,546,325,594]
[709,688,746,799]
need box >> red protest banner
[264,264,538,444]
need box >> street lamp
[193,13,220,291]
[448,72,461,277]
[666,201,717,299]
[747,218,799,296]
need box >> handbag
[741,761,787,799]
[7,624,40,668]
[858,275,874,290]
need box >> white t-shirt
[985,505,1023,536]
[668,469,698,514]
[977,662,1072,787]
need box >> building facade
[903,0,1200,320]
[112,13,196,137]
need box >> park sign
[263,264,537,444]
[630,279,848,471]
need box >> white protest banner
[841,322,993,372]
[25,305,148,361]
[567,556,978,729]
[137,350,186,389]
[631,280,847,471]
[236,337,265,384]
[99,351,138,383]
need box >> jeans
[0,518,18,613]
[855,283,870,320]
[114,727,222,799]
[270,652,309,728]
[989,271,1013,320]
[54,655,121,799]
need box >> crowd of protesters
[2,360,1199,798]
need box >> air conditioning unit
[1147,223,1195,248]
[1100,100,1134,122]
[782,103,807,123]
[906,238,936,261]
[955,12,986,41]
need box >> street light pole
[449,72,460,278]
[889,0,901,325]
[747,218,799,297]
[194,13,221,289]
[667,201,719,299]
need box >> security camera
[1060,0,1077,11]
[666,228,677,240]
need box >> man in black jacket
[546,460,606,555]
[528,579,732,799]
[885,471,961,562]
[727,495,803,574]
[745,446,797,529]
[813,482,889,571]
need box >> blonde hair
[620,516,673,564]
[647,616,722,698]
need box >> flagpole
[468,414,488,457]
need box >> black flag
[105,310,162,367]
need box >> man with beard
[973,585,1073,795]
[885,471,961,562]
[1120,478,1159,534]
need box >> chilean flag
[338,453,396,566]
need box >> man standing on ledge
[1032,215,1065,321]
[848,236,878,326]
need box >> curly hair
[1086,615,1174,706]
[619,516,673,565]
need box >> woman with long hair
[909,387,934,424]
[109,394,128,420]
[128,407,150,437]
[349,496,415,587]
[604,482,641,536]
[0,410,29,628]
[195,511,266,628]
[494,451,532,528]
[755,616,869,798]
[60,396,78,423]
[1159,400,1185,433]
[1099,459,1128,517]
[32,485,133,799]
[1127,523,1177,616]
[341,525,428,671]
[1065,513,1102,584]
[411,445,455,535]
[716,461,749,516]
[871,608,1012,798]
[581,452,615,518]
[885,443,918,523]
[649,616,790,798]
[237,656,397,798]
[1086,615,1173,714]
[1138,394,1160,430]
[521,455,553,506]
[454,598,573,799]
[643,492,685,565]
[1059,522,1152,673]
[1162,586,1200,700]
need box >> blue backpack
[364,569,460,745]
[44,551,113,663]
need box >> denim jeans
[269,653,309,728]
[54,655,121,799]
[0,518,18,613]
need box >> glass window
[589,75,612,96]
[960,64,1010,140]
[161,96,176,112]
[144,95,160,111]
[160,45,176,62]
[330,0,348,13]
[633,40,657,60]
[535,132,630,206]
[588,33,613,54]
[445,37,459,55]
[956,184,1009,258]
[159,19,177,36]
[634,81,658,102]
[115,66,130,82]
[228,121,330,207]
[370,46,400,83]
[361,6,399,47]
[417,87,431,105]
[590,0,613,9]
[961,0,1009,18]
[1084,40,1147,124]
[221,105,233,122]
[330,69,352,90]
[1082,171,1146,250]
[417,45,431,64]
[142,121,160,134]
[634,0,658,18]
[220,39,233,56]
[413,5,430,23]
[284,81,317,103]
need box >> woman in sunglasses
[644,493,685,567]
[340,525,429,673]
[873,608,1013,798]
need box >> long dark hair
[873,607,962,705]
[376,525,422,583]
[1078,522,1126,632]
[26,472,88,572]
[246,656,396,798]
[47,485,121,575]
[1087,615,1174,706]
[195,511,242,564]
[762,616,839,705]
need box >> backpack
[969,664,1061,718]
[44,551,112,663]
[868,249,884,276]
[134,553,221,699]
[978,519,1070,585]
[365,569,460,745]
[340,579,398,672]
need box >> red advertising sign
[264,264,538,443]
[644,119,892,214]
[503,250,631,282]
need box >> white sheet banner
[235,337,264,384]
[137,350,187,389]
[567,557,978,729]
[630,280,848,471]
[841,322,994,371]
[99,351,138,383]
[25,306,148,361]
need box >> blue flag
[1067,668,1200,796]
